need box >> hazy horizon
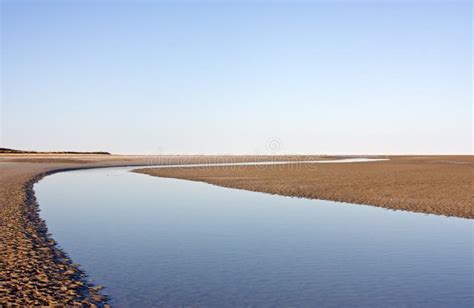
[1,1,472,155]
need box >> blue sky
[1,0,472,154]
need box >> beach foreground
[135,156,473,219]
[0,154,307,305]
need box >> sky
[1,0,472,155]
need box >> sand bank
[134,156,473,219]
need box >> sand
[0,154,324,306]
[134,156,473,219]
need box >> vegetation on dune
[0,148,111,155]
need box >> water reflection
[35,167,473,307]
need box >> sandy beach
[3,1,471,306]
[0,154,325,306]
[135,156,473,219]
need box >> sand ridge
[134,156,474,219]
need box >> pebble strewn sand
[0,158,128,306]
[135,156,474,219]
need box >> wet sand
[0,154,325,306]
[135,156,473,219]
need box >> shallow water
[35,166,473,307]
